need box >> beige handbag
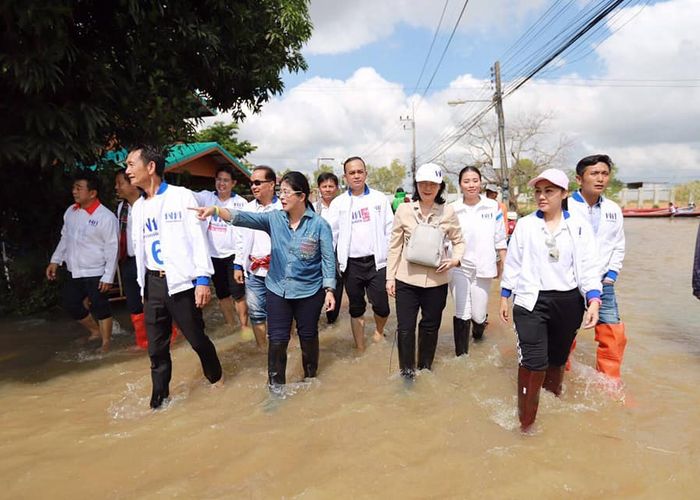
[405,211,445,268]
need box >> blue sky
[225,0,700,184]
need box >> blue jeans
[246,274,268,324]
[598,283,621,324]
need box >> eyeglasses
[251,180,274,186]
[545,233,559,261]
[279,189,302,198]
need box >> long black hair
[458,165,482,182]
[281,171,314,211]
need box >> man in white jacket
[324,156,393,351]
[125,145,222,409]
[569,154,627,380]
[46,171,118,353]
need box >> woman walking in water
[449,166,507,356]
[193,171,336,391]
[499,168,601,432]
[386,163,464,380]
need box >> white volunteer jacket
[323,186,393,273]
[193,190,247,258]
[131,183,213,296]
[233,197,283,275]
[568,191,625,281]
[500,210,602,312]
[451,195,507,278]
[51,201,118,283]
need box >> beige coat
[387,201,465,288]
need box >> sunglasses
[251,179,274,186]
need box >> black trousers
[395,280,448,335]
[144,273,222,399]
[266,287,325,342]
[344,257,390,318]
[62,274,112,320]
[326,269,344,323]
[119,256,143,315]
[513,289,585,371]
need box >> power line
[411,0,450,95]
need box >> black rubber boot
[267,341,289,390]
[149,353,172,409]
[397,330,416,380]
[299,337,319,379]
[453,317,471,357]
[417,327,438,370]
[472,320,486,342]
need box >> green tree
[194,122,257,159]
[367,159,407,194]
[0,0,312,314]
[311,163,335,185]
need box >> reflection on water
[1,218,699,497]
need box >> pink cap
[528,168,569,190]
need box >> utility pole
[492,60,509,206]
[400,103,416,179]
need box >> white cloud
[306,0,548,55]
[211,0,699,185]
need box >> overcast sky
[207,0,700,184]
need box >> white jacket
[568,191,625,281]
[500,210,602,311]
[131,183,213,296]
[323,186,393,272]
[233,197,283,275]
[51,201,118,283]
[451,195,507,278]
[193,190,247,258]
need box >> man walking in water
[125,144,222,409]
[46,171,119,353]
[569,154,627,381]
[324,156,393,351]
[233,165,282,349]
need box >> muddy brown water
[1,218,699,498]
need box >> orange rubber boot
[130,313,148,349]
[565,338,577,372]
[171,323,180,345]
[595,323,627,379]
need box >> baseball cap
[484,183,499,192]
[527,168,569,190]
[415,163,443,184]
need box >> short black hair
[317,172,339,186]
[129,144,166,177]
[74,170,100,195]
[215,164,235,180]
[115,168,131,184]
[395,187,405,194]
[576,154,613,177]
[253,165,276,182]
[343,156,366,172]
[412,180,447,205]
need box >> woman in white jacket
[449,166,507,356]
[499,169,601,432]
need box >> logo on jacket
[88,219,99,226]
[351,208,371,223]
[605,212,617,221]
[164,211,183,222]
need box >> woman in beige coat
[386,163,465,380]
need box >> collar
[73,199,101,215]
[348,185,370,196]
[256,195,279,208]
[573,190,602,207]
[536,209,570,219]
[141,181,169,198]
[284,207,315,225]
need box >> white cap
[415,163,443,184]
[527,168,569,190]
[484,183,499,192]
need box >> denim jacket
[227,207,336,298]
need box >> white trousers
[449,267,492,323]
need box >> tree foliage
[367,159,407,194]
[311,163,335,185]
[0,0,312,314]
[194,121,256,159]
[0,0,312,167]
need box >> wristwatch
[324,287,334,293]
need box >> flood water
[1,218,699,498]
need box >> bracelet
[214,206,220,218]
